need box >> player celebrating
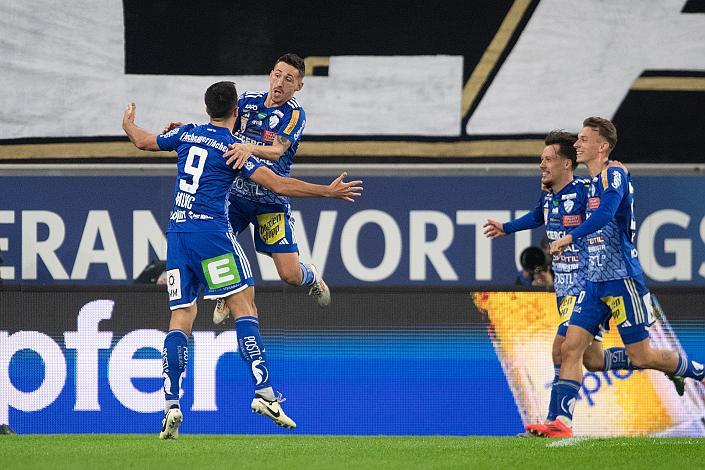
[483,131,660,435]
[215,53,327,323]
[122,81,362,439]
[534,117,705,438]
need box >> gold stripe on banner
[0,142,172,159]
[297,139,544,157]
[631,77,705,92]
[461,0,533,117]
[0,139,545,159]
[303,56,330,76]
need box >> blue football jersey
[584,166,643,281]
[504,177,590,297]
[542,178,591,297]
[157,123,262,233]
[230,91,306,205]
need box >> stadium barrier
[1,168,704,287]
[1,285,703,435]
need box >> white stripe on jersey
[624,278,644,324]
[244,91,264,98]
[287,97,300,109]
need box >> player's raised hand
[549,234,573,255]
[122,102,137,129]
[608,160,629,173]
[224,143,254,170]
[483,219,506,239]
[161,121,183,134]
[327,172,363,202]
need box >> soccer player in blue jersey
[484,131,648,435]
[215,53,330,323]
[122,81,362,439]
[534,117,705,437]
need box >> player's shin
[235,316,276,401]
[162,329,188,410]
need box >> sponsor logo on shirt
[263,130,276,143]
[563,214,581,226]
[588,197,601,210]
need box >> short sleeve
[156,124,195,151]
[278,107,306,144]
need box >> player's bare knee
[560,341,583,365]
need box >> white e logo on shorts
[167,269,181,301]
[208,258,235,284]
[202,253,240,289]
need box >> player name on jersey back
[157,123,261,233]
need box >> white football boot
[159,405,183,440]
[213,298,230,325]
[251,394,296,429]
[307,264,330,308]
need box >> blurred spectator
[516,246,553,288]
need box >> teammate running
[533,117,703,438]
[484,131,683,436]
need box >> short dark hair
[583,116,618,151]
[545,130,578,170]
[205,81,238,119]
[275,53,305,77]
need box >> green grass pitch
[1,435,704,469]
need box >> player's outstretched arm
[483,220,506,239]
[249,168,363,202]
[122,103,160,151]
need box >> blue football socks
[553,379,581,425]
[547,364,561,421]
[603,347,639,370]
[235,316,275,400]
[162,329,188,410]
[675,353,705,381]
[299,262,315,287]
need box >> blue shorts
[165,231,254,310]
[556,294,603,341]
[228,197,298,254]
[569,275,655,345]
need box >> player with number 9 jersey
[157,123,263,309]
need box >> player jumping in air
[122,81,362,439]
[219,53,326,321]
[532,117,704,438]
